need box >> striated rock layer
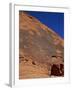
[19,11,64,79]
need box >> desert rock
[19,11,64,79]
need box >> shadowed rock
[51,64,64,76]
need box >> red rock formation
[19,11,64,79]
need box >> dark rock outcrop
[51,64,64,76]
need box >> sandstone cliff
[19,11,64,79]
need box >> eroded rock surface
[19,11,64,79]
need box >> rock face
[19,11,64,79]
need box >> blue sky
[26,11,64,38]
